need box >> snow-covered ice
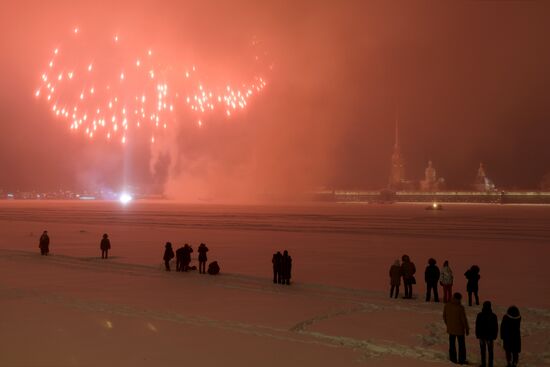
[0,201,549,366]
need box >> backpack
[208,261,220,275]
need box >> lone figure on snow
[100,233,111,259]
[39,230,50,256]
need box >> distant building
[420,161,444,191]
[473,163,495,191]
[388,121,413,190]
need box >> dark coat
[272,252,282,271]
[389,265,402,286]
[198,244,208,262]
[475,309,498,340]
[163,246,174,261]
[39,234,50,249]
[501,313,521,353]
[465,269,480,292]
[176,247,185,260]
[401,261,416,284]
[424,264,440,285]
[182,245,193,263]
[443,297,470,336]
[281,254,292,279]
[100,238,111,250]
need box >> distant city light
[119,193,133,204]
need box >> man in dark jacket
[175,246,185,272]
[465,265,481,306]
[272,251,282,284]
[100,233,111,259]
[476,301,498,367]
[163,242,174,271]
[501,306,521,367]
[39,230,50,256]
[425,258,440,302]
[401,254,416,299]
[443,292,470,364]
[389,259,402,298]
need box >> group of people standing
[271,250,292,285]
[163,242,218,275]
[389,255,481,306]
[444,293,522,367]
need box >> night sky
[1,0,549,199]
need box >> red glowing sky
[1,0,549,198]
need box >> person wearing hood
[163,242,175,271]
[465,265,481,306]
[475,301,498,367]
[39,230,50,256]
[424,258,440,302]
[443,292,470,364]
[440,260,454,303]
[389,259,402,299]
[501,306,521,367]
[400,254,416,299]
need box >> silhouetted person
[401,254,416,299]
[476,301,498,367]
[425,258,440,302]
[100,233,111,259]
[440,260,454,303]
[198,243,209,274]
[465,265,481,306]
[208,261,220,275]
[182,243,193,271]
[39,230,50,256]
[389,259,401,298]
[501,306,521,367]
[175,246,185,272]
[163,242,174,271]
[272,251,283,284]
[443,292,469,364]
[281,250,292,285]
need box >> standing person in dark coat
[272,251,282,284]
[443,292,470,364]
[182,243,193,271]
[163,242,174,271]
[401,254,416,299]
[198,243,209,274]
[465,265,481,306]
[39,230,50,256]
[501,306,521,367]
[100,233,111,259]
[389,259,401,298]
[440,260,454,303]
[281,250,292,285]
[475,301,498,367]
[175,246,185,272]
[425,258,440,302]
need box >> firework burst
[35,28,268,144]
